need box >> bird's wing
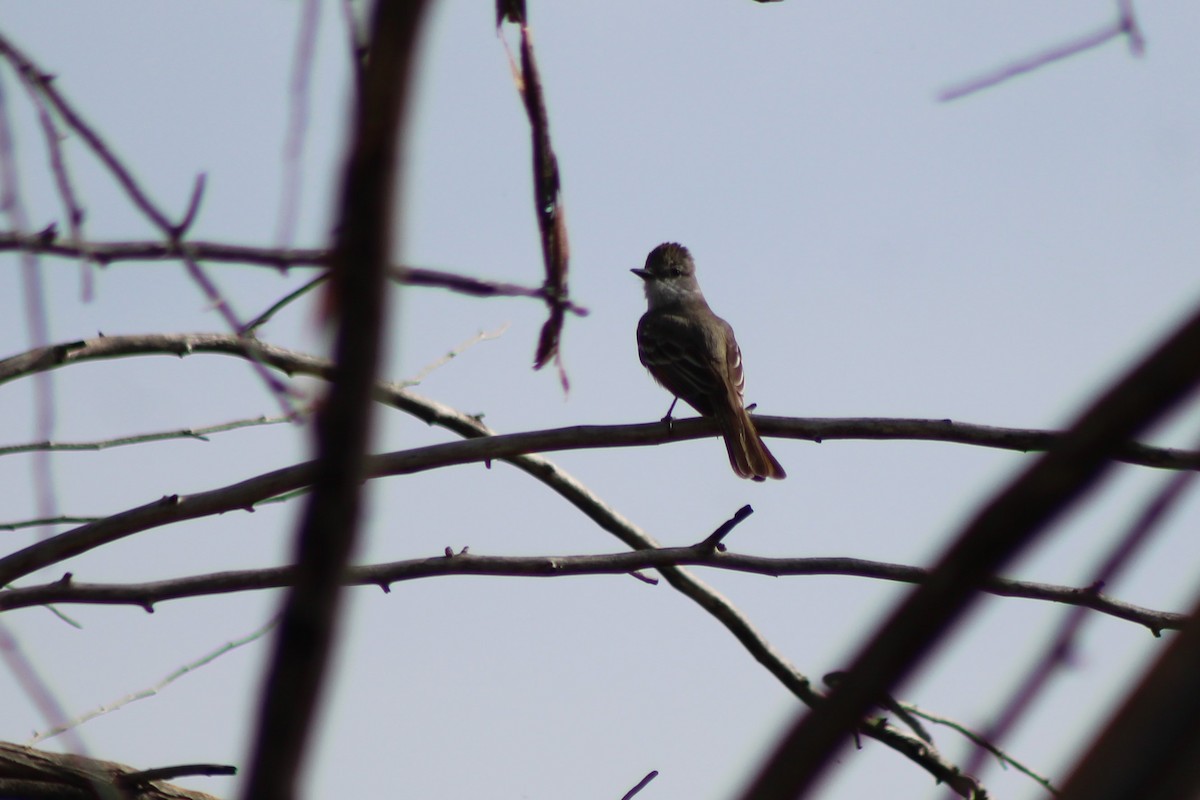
[637,310,736,414]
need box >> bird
[632,242,786,481]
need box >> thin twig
[940,2,1145,102]
[242,274,329,333]
[11,62,92,298]
[27,618,277,744]
[274,0,320,250]
[175,173,207,237]
[403,324,509,385]
[0,414,297,456]
[906,705,1059,795]
[0,32,174,230]
[178,256,298,417]
[823,670,933,744]
[620,770,659,800]
[0,621,112,800]
[697,504,753,551]
[0,516,100,531]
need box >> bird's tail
[717,405,786,481]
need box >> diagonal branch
[939,1,1144,102]
[0,31,176,232]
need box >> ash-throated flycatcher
[633,242,786,481]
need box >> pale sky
[1,1,1199,798]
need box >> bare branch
[905,705,1059,796]
[403,324,508,385]
[9,58,91,299]
[174,173,207,237]
[0,622,106,799]
[28,618,277,744]
[0,31,176,231]
[1,550,1183,634]
[401,265,588,314]
[0,414,297,456]
[620,770,659,800]
[0,516,100,532]
[0,233,590,314]
[696,504,754,551]
[940,3,1145,102]
[0,231,330,267]
[0,34,298,418]
[242,275,327,333]
[498,4,573,382]
[117,763,236,787]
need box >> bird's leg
[661,396,680,431]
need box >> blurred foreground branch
[238,0,429,797]
[737,290,1200,799]
[940,0,1144,101]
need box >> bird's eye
[669,268,682,277]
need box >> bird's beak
[630,268,651,281]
